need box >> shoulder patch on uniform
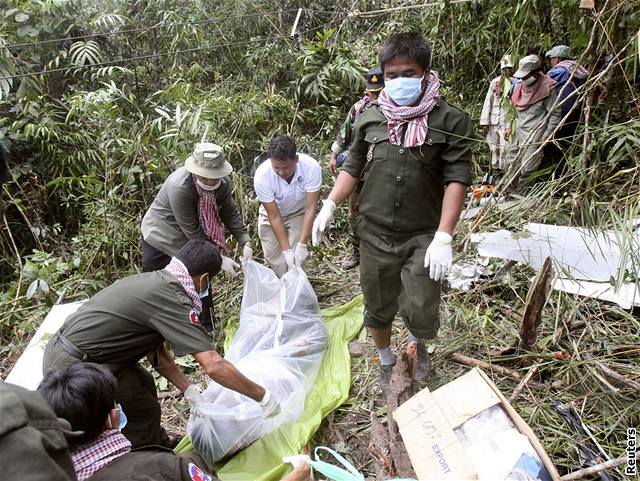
[189,310,200,325]
[189,462,213,481]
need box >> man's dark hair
[267,135,297,161]
[37,363,116,446]
[379,32,432,71]
[175,239,222,277]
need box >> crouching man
[253,135,321,276]
[43,240,280,449]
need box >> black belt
[54,333,91,361]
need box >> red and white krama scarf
[378,70,441,148]
[512,73,558,111]
[70,429,131,481]
[194,178,227,252]
[164,256,202,315]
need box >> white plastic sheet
[471,223,640,308]
[5,301,84,390]
[188,260,327,462]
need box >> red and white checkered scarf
[165,257,202,315]
[378,70,441,148]
[70,429,131,481]
[194,178,227,252]
[512,73,557,111]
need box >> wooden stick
[560,452,639,481]
[509,365,540,401]
[448,352,547,390]
[519,257,553,350]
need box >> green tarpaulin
[175,295,364,481]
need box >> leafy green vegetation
[1,1,638,478]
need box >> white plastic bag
[187,260,328,462]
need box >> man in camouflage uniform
[328,67,384,270]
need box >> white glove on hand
[259,389,281,418]
[311,199,336,246]
[240,243,253,264]
[184,384,203,408]
[221,255,240,276]
[424,231,453,281]
[282,249,296,270]
[294,242,309,266]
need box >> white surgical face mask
[384,75,424,106]
[196,179,221,191]
[522,75,537,87]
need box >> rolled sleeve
[150,301,213,357]
[442,110,474,186]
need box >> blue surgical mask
[384,75,424,106]
[117,404,128,431]
[199,288,209,298]
[115,403,127,431]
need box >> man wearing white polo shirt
[254,135,321,277]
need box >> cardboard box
[393,368,560,481]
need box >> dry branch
[448,352,548,390]
[560,452,639,481]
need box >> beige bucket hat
[185,143,233,179]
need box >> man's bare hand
[328,152,338,177]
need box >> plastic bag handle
[310,446,365,481]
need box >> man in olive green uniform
[43,240,280,449]
[0,381,78,481]
[312,32,473,393]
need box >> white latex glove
[424,231,453,281]
[282,249,296,270]
[294,242,309,266]
[282,454,311,469]
[184,384,203,408]
[240,243,253,264]
[259,389,281,418]
[311,199,336,246]
[221,255,240,276]
[283,454,313,481]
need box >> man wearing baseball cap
[328,66,385,270]
[544,45,588,164]
[505,54,562,190]
[141,143,253,330]
[480,54,517,170]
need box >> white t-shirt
[253,153,322,217]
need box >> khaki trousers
[258,208,305,277]
[357,216,441,340]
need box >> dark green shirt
[342,99,474,233]
[89,448,219,481]
[60,271,212,366]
